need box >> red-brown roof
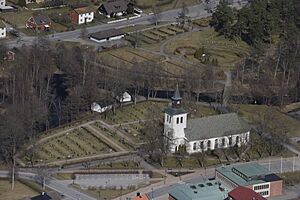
[132,194,149,200]
[228,186,267,200]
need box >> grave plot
[27,127,114,164]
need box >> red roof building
[228,186,267,200]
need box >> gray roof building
[89,29,125,41]
[185,113,250,140]
[216,163,282,187]
[169,180,229,200]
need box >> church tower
[164,85,187,152]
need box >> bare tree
[36,167,51,190]
[151,4,161,26]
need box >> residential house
[117,91,132,103]
[22,191,62,200]
[169,180,229,200]
[98,0,129,18]
[132,193,149,200]
[164,86,250,154]
[0,21,6,38]
[69,7,94,25]
[0,0,14,11]
[4,51,15,61]
[216,163,283,198]
[89,28,125,43]
[228,186,267,200]
[91,102,112,113]
[26,14,52,31]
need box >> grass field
[280,171,300,186]
[232,104,300,137]
[0,180,38,200]
[98,46,197,76]
[164,156,219,168]
[136,0,200,12]
[27,127,114,164]
[72,184,137,199]
[0,7,70,31]
[103,101,168,124]
[164,28,250,68]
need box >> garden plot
[149,29,169,39]
[31,128,113,163]
[164,28,250,68]
[142,32,161,42]
[126,25,186,46]
[90,123,134,150]
[158,27,177,36]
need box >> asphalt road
[5,0,248,48]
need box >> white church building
[164,86,251,154]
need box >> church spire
[171,84,182,107]
[171,84,182,101]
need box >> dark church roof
[165,107,187,116]
[185,113,250,140]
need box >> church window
[169,117,171,123]
[229,137,232,146]
[207,140,211,149]
[222,138,226,146]
[166,115,169,123]
[214,139,218,149]
[180,117,183,123]
[193,142,197,151]
[236,136,240,144]
[200,141,204,149]
[176,117,179,124]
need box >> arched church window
[229,137,232,146]
[236,136,240,144]
[180,117,183,123]
[222,138,226,146]
[214,139,218,149]
[200,141,204,149]
[176,117,179,124]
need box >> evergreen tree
[210,0,235,38]
[18,0,26,7]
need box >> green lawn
[95,160,141,169]
[232,104,300,137]
[279,171,300,186]
[0,179,38,200]
[164,28,250,68]
[164,156,219,168]
[72,184,137,200]
[103,101,168,124]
